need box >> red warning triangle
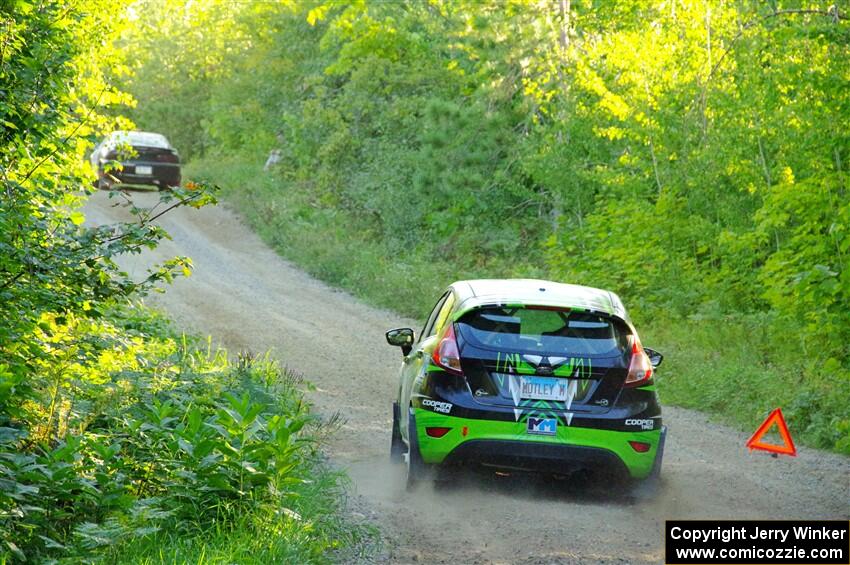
[746,408,796,456]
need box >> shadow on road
[431,468,641,506]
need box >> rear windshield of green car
[456,306,629,357]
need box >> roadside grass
[1,303,376,563]
[185,155,850,456]
[113,462,372,564]
[645,316,850,453]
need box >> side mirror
[644,347,664,369]
[386,328,415,356]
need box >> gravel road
[85,191,849,564]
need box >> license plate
[527,417,557,435]
[520,376,568,401]
[135,165,153,175]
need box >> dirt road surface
[85,191,849,564]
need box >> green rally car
[386,279,666,489]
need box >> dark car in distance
[90,131,181,190]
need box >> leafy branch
[705,6,846,86]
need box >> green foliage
[128,0,849,454]
[115,464,368,564]
[1,1,366,561]
[1,328,363,562]
[1,0,216,428]
[645,313,850,453]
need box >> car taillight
[432,323,463,375]
[629,440,651,453]
[624,337,653,387]
[156,151,179,163]
[425,427,451,438]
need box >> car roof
[450,278,629,322]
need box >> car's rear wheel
[390,402,404,463]
[405,408,426,490]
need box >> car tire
[390,402,404,463]
[405,407,426,490]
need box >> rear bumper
[413,408,663,479]
[100,162,181,187]
[443,439,631,477]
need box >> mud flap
[390,401,404,463]
[406,407,427,490]
[633,425,666,500]
[649,425,667,479]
